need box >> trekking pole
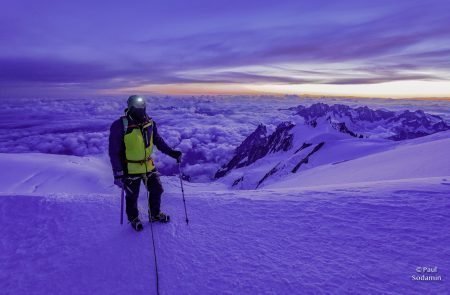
[143,174,160,295]
[120,187,125,225]
[178,162,189,225]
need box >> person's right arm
[108,119,125,179]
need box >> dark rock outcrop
[294,143,312,154]
[256,163,281,188]
[215,124,268,178]
[292,142,325,173]
[215,121,295,179]
[232,176,244,187]
[267,122,295,153]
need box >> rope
[143,173,160,295]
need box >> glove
[170,150,182,163]
[113,170,124,189]
[114,177,124,189]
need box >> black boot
[149,212,170,223]
[130,217,144,231]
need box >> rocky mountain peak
[216,103,450,181]
[215,121,294,178]
[293,103,449,140]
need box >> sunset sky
[1,0,450,99]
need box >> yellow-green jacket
[108,113,176,175]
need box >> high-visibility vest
[122,116,155,174]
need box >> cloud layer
[1,96,449,181]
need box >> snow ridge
[215,103,450,189]
[293,103,450,140]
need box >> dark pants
[124,171,164,221]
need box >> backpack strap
[122,116,128,134]
[121,116,153,133]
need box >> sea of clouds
[1,95,449,181]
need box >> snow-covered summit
[215,103,450,189]
[292,103,450,140]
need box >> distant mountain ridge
[292,103,449,140]
[215,103,450,186]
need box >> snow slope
[266,130,450,189]
[217,117,450,190]
[1,151,449,294]
[0,153,112,194]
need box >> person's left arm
[152,121,182,161]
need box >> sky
[1,0,450,99]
